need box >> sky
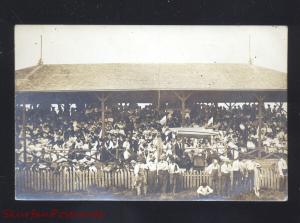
[15,25,287,72]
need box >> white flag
[159,115,167,125]
[207,117,213,126]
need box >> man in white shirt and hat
[157,155,169,194]
[245,159,256,192]
[220,158,232,196]
[205,159,220,194]
[232,157,241,193]
[168,158,180,194]
[146,155,158,193]
[133,158,148,196]
[253,162,262,197]
[277,157,287,191]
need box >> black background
[0,1,300,223]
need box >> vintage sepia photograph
[15,25,287,201]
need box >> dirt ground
[16,187,287,201]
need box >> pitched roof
[15,63,287,92]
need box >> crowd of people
[15,101,288,197]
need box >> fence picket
[41,170,45,191]
[33,170,37,192]
[108,171,112,188]
[84,170,88,190]
[121,170,124,188]
[29,170,31,191]
[117,171,120,188]
[24,170,28,191]
[32,170,35,192]
[267,169,272,189]
[113,171,116,188]
[124,170,128,189]
[276,172,280,190]
[99,171,103,188]
[264,169,267,188]
[186,172,190,189]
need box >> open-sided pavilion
[15,63,287,159]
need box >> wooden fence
[15,168,280,193]
[259,168,281,190]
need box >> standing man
[253,162,262,197]
[153,134,163,161]
[245,159,255,192]
[277,157,287,191]
[239,158,248,193]
[123,138,131,151]
[205,159,220,194]
[220,159,232,197]
[133,158,148,196]
[146,155,157,193]
[168,158,180,194]
[157,155,169,194]
[232,157,241,194]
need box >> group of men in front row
[132,155,182,196]
[132,156,288,198]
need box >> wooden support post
[101,99,105,138]
[181,97,185,119]
[22,104,27,164]
[96,93,110,138]
[174,91,193,126]
[257,96,265,158]
[157,90,161,111]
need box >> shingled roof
[15,63,287,92]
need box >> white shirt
[277,159,287,176]
[231,149,239,160]
[146,162,157,171]
[157,161,169,171]
[134,163,147,175]
[169,163,180,174]
[228,142,238,149]
[221,163,232,174]
[123,141,130,150]
[82,143,89,151]
[166,149,173,156]
[197,185,213,195]
[123,150,131,160]
[75,141,83,149]
[245,160,255,171]
[205,163,220,175]
[232,160,240,171]
[247,141,256,150]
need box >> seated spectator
[197,182,213,197]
